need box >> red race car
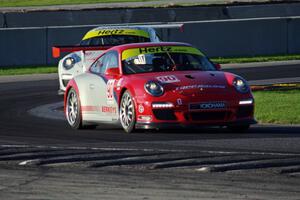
[65,42,256,133]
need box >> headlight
[63,57,75,70]
[144,81,164,97]
[233,77,249,93]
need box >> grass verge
[253,89,300,125]
[0,66,57,76]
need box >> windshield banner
[122,46,204,60]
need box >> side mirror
[214,63,221,70]
[105,67,120,76]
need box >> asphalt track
[0,63,300,152]
[0,63,300,199]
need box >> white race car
[53,26,163,95]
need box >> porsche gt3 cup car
[64,42,256,133]
[53,26,162,95]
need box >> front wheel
[120,91,136,133]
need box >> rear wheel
[66,88,83,129]
[120,91,136,133]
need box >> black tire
[227,125,250,133]
[120,90,136,133]
[66,88,83,129]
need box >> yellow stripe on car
[122,46,204,60]
[82,29,150,40]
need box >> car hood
[129,70,230,95]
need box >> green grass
[253,89,300,125]
[0,66,57,76]
[0,0,156,7]
[211,54,300,64]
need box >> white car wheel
[120,91,136,133]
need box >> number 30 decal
[106,79,115,104]
[156,75,180,83]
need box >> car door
[100,51,120,122]
[84,51,119,122]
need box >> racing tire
[120,91,136,133]
[66,88,83,129]
[227,125,250,133]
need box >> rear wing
[52,46,112,58]
[52,23,184,58]
[137,23,184,32]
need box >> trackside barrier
[168,18,287,57]
[1,17,300,66]
[226,3,300,19]
[0,28,46,66]
[3,3,300,28]
[0,13,4,28]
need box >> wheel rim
[120,93,133,129]
[66,90,78,126]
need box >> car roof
[90,26,153,31]
[109,42,193,52]
[82,26,154,41]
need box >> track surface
[0,64,300,199]
[1,64,300,155]
[226,63,300,81]
[0,70,299,152]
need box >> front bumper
[135,118,257,130]
[134,87,256,130]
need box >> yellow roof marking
[82,29,150,40]
[122,46,204,60]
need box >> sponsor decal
[137,115,152,121]
[176,84,226,90]
[139,46,172,54]
[81,106,98,112]
[138,105,144,113]
[102,106,117,113]
[82,29,150,40]
[157,75,180,83]
[177,98,183,105]
[116,78,123,90]
[133,55,146,65]
[106,79,115,104]
[98,29,125,35]
[85,51,104,62]
[122,46,204,61]
[82,106,117,113]
[190,102,226,110]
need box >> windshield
[122,46,216,74]
[80,35,150,46]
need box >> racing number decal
[157,75,180,83]
[106,79,115,104]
